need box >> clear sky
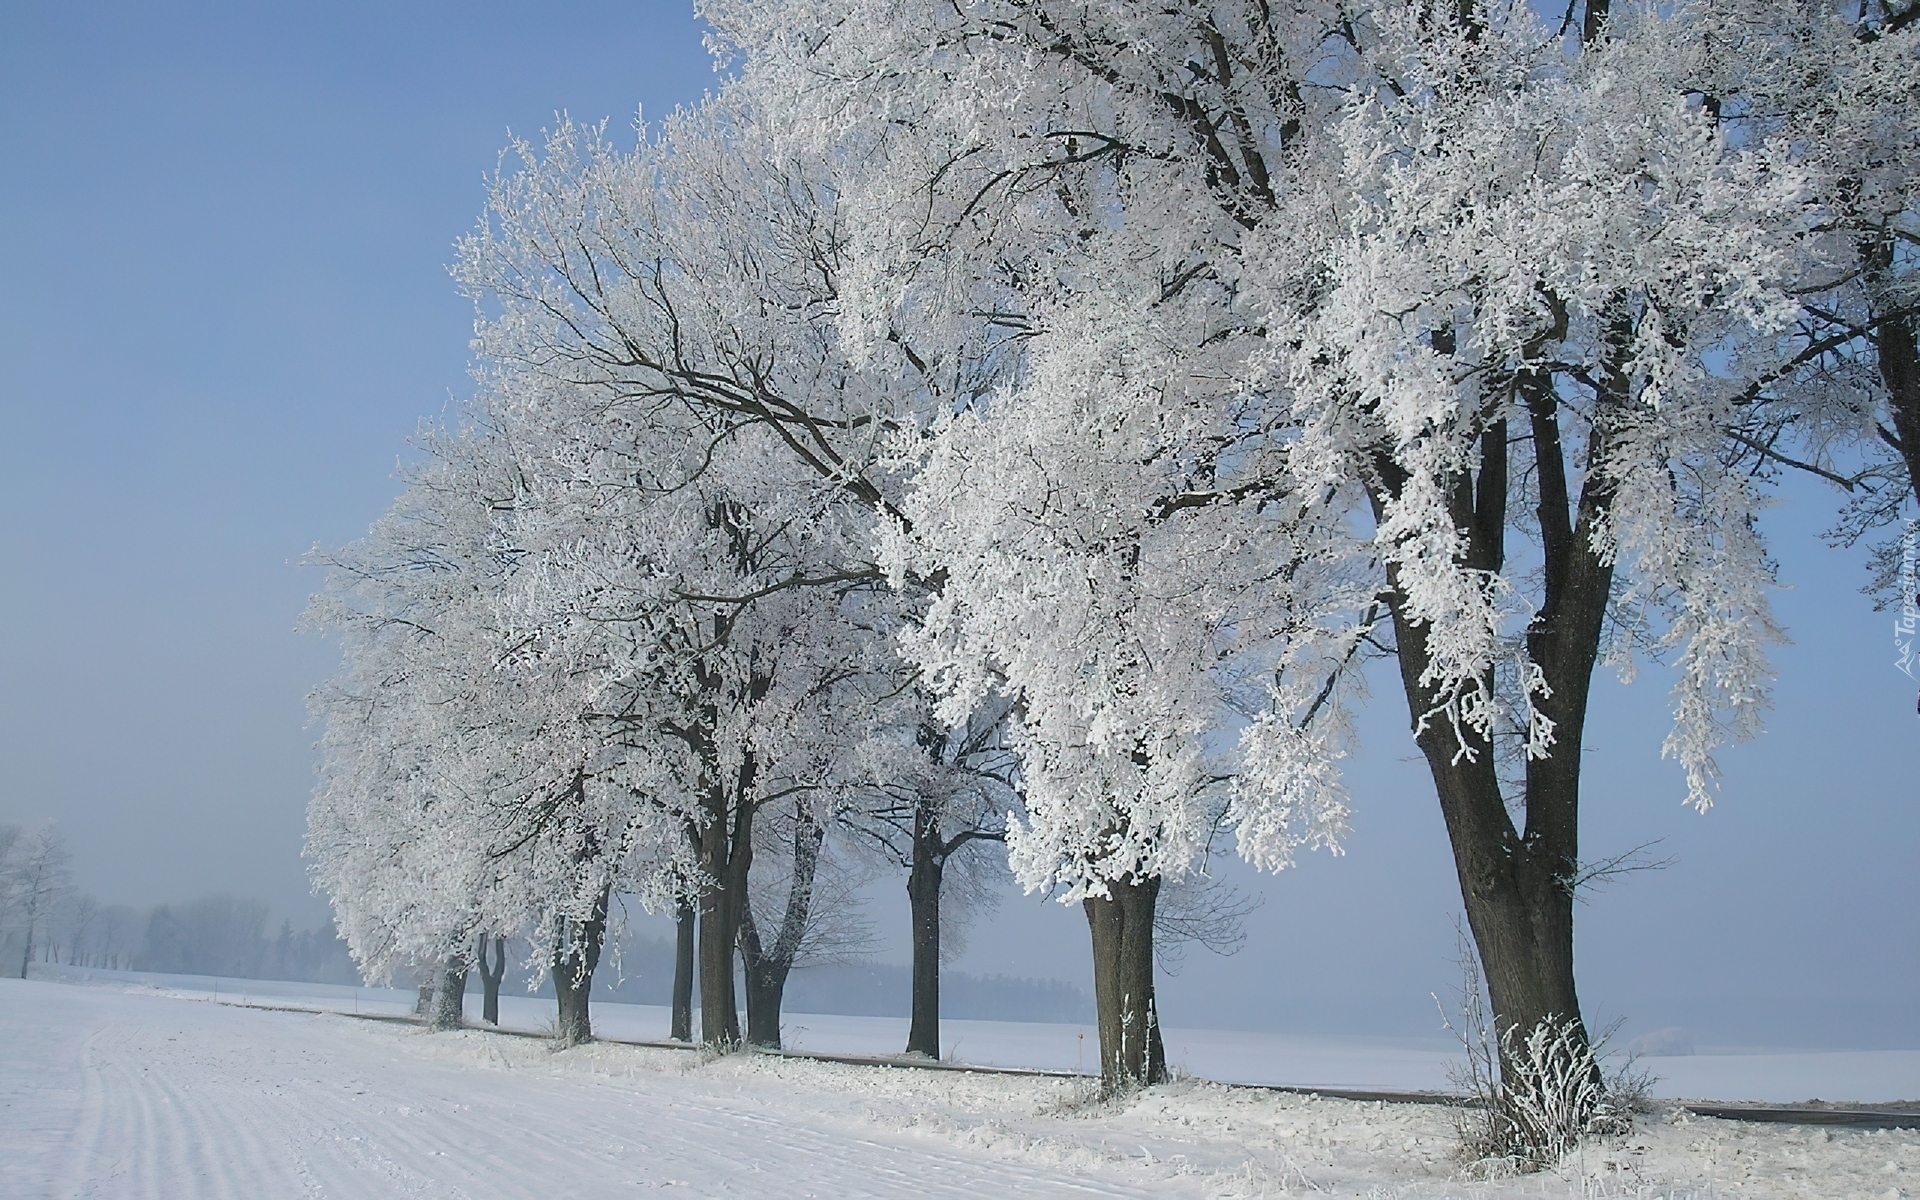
[3,0,1913,1052]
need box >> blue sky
[1,0,713,916]
[2,0,1913,1050]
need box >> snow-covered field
[4,975,1915,1199]
[36,964,1919,1105]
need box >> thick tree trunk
[1370,353,1616,1092]
[550,887,611,1047]
[1083,875,1165,1088]
[477,935,505,1026]
[1863,229,1920,507]
[742,964,785,1048]
[681,598,774,1049]
[1882,311,1920,496]
[696,789,752,1047]
[738,908,789,1050]
[904,845,944,1058]
[552,966,590,1046]
[429,956,469,1031]
[695,884,741,1046]
[671,900,696,1042]
[1386,593,1591,1060]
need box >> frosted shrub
[1440,945,1635,1172]
[1497,1019,1627,1165]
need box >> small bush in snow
[1439,946,1648,1172]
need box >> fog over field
[2,0,1915,1075]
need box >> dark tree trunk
[695,770,753,1047]
[898,760,1004,1060]
[671,900,696,1042]
[1864,228,1920,507]
[550,887,611,1047]
[737,805,826,1050]
[677,582,777,1049]
[904,841,944,1058]
[742,963,784,1048]
[429,956,469,1031]
[1368,330,1620,1091]
[477,935,505,1026]
[1083,875,1165,1088]
[1383,579,1593,1062]
[695,853,746,1047]
[737,909,789,1050]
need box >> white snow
[45,965,1917,1104]
[4,975,1915,1199]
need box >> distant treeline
[135,897,361,984]
[2,821,357,985]
[579,934,1093,1025]
[14,891,359,985]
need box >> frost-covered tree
[0,824,21,965]
[1695,2,1920,588]
[60,893,100,967]
[306,422,686,1045]
[738,797,832,1048]
[843,700,1014,1058]
[707,0,1902,1099]
[473,410,899,1047]
[314,101,927,1051]
[449,99,1013,1046]
[705,0,1375,1085]
[309,293,898,1050]
[9,823,72,978]
[474,933,508,1026]
[90,904,140,971]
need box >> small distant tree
[272,919,295,979]
[737,798,882,1049]
[139,905,186,973]
[845,704,1014,1059]
[0,825,20,967]
[94,905,139,971]
[62,893,100,966]
[12,824,73,978]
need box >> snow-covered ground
[3,974,1914,1199]
[37,964,1919,1104]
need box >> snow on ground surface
[3,975,1915,1199]
[38,964,1920,1105]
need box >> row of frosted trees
[307,0,1916,1141]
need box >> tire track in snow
[60,1020,310,1199]
[17,982,1171,1199]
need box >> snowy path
[3,978,1168,1199]
[5,977,1915,1199]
